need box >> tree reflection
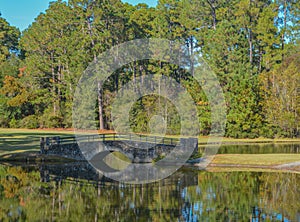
[0,165,299,221]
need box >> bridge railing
[41,133,180,147]
[112,133,179,146]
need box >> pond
[0,161,299,221]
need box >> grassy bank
[211,154,300,166]
[206,167,300,174]
[208,154,300,173]
[0,128,75,155]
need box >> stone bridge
[40,134,198,165]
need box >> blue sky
[0,0,157,31]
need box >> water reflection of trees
[181,172,300,221]
[0,165,299,221]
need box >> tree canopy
[0,0,299,138]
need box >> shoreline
[0,151,299,174]
[0,128,299,173]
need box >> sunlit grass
[212,154,300,166]
[103,151,131,170]
[0,128,75,154]
[220,137,300,143]
[0,128,75,134]
[110,151,131,163]
[206,167,300,174]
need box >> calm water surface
[0,162,299,221]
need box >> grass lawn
[0,128,75,155]
[220,137,300,144]
[211,154,300,166]
[206,167,300,174]
[208,154,300,173]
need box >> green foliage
[129,95,181,135]
[19,115,39,129]
[0,17,20,63]
[40,113,63,128]
[9,118,19,128]
[260,52,300,137]
[0,0,299,138]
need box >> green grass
[220,137,300,144]
[104,152,131,170]
[206,167,300,174]
[0,128,75,155]
[110,151,131,162]
[212,154,300,166]
[208,154,300,174]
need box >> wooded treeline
[0,0,299,138]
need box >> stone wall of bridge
[40,137,198,163]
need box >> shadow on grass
[0,131,74,153]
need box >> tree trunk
[97,81,104,130]
[258,47,263,73]
[87,15,105,130]
[187,36,195,77]
[51,51,57,115]
[133,62,136,92]
[207,0,217,30]
[248,28,253,65]
[281,0,287,61]
[57,62,61,115]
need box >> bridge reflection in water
[39,161,198,188]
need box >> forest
[0,0,299,138]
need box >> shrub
[9,118,20,128]
[19,115,39,129]
[39,113,63,128]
